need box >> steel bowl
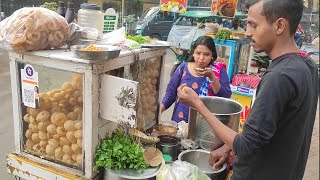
[70,45,121,60]
[178,149,227,179]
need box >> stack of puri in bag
[0,7,68,51]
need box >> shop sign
[160,0,187,14]
[211,0,239,17]
[231,85,255,97]
[21,64,39,109]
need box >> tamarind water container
[78,3,104,33]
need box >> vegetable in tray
[126,34,151,44]
[215,29,232,44]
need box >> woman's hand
[195,67,216,80]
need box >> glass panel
[131,58,162,130]
[140,7,158,21]
[19,62,83,169]
[216,45,232,71]
[238,44,250,74]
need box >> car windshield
[140,7,159,21]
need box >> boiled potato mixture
[23,73,83,167]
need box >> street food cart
[6,47,167,179]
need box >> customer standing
[161,36,231,123]
[177,0,319,179]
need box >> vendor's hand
[209,145,230,171]
[177,84,201,108]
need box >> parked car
[129,6,211,40]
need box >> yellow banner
[231,93,252,133]
[211,0,239,17]
[160,0,187,13]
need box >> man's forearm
[195,101,238,151]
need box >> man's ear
[275,18,286,35]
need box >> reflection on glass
[238,44,250,74]
[20,63,83,169]
[216,45,231,71]
[140,7,159,21]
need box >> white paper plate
[141,41,172,48]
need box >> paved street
[0,50,15,180]
[304,100,319,180]
[0,49,318,179]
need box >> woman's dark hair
[245,0,303,35]
[189,36,218,64]
[34,86,39,92]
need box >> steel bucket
[188,96,243,151]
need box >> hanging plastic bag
[100,27,126,45]
[157,160,210,180]
[66,23,100,47]
[0,7,68,52]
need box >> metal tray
[70,45,121,60]
[105,159,165,179]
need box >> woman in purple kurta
[161,36,232,123]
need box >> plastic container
[78,3,104,33]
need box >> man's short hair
[245,0,303,35]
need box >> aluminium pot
[188,96,243,151]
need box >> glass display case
[214,38,251,81]
[18,62,84,169]
[7,48,167,179]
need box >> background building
[0,0,86,17]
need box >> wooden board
[99,75,138,127]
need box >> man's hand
[177,84,201,108]
[209,144,231,170]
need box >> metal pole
[121,0,124,27]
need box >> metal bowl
[178,149,226,179]
[70,45,121,60]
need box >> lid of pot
[80,3,101,10]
